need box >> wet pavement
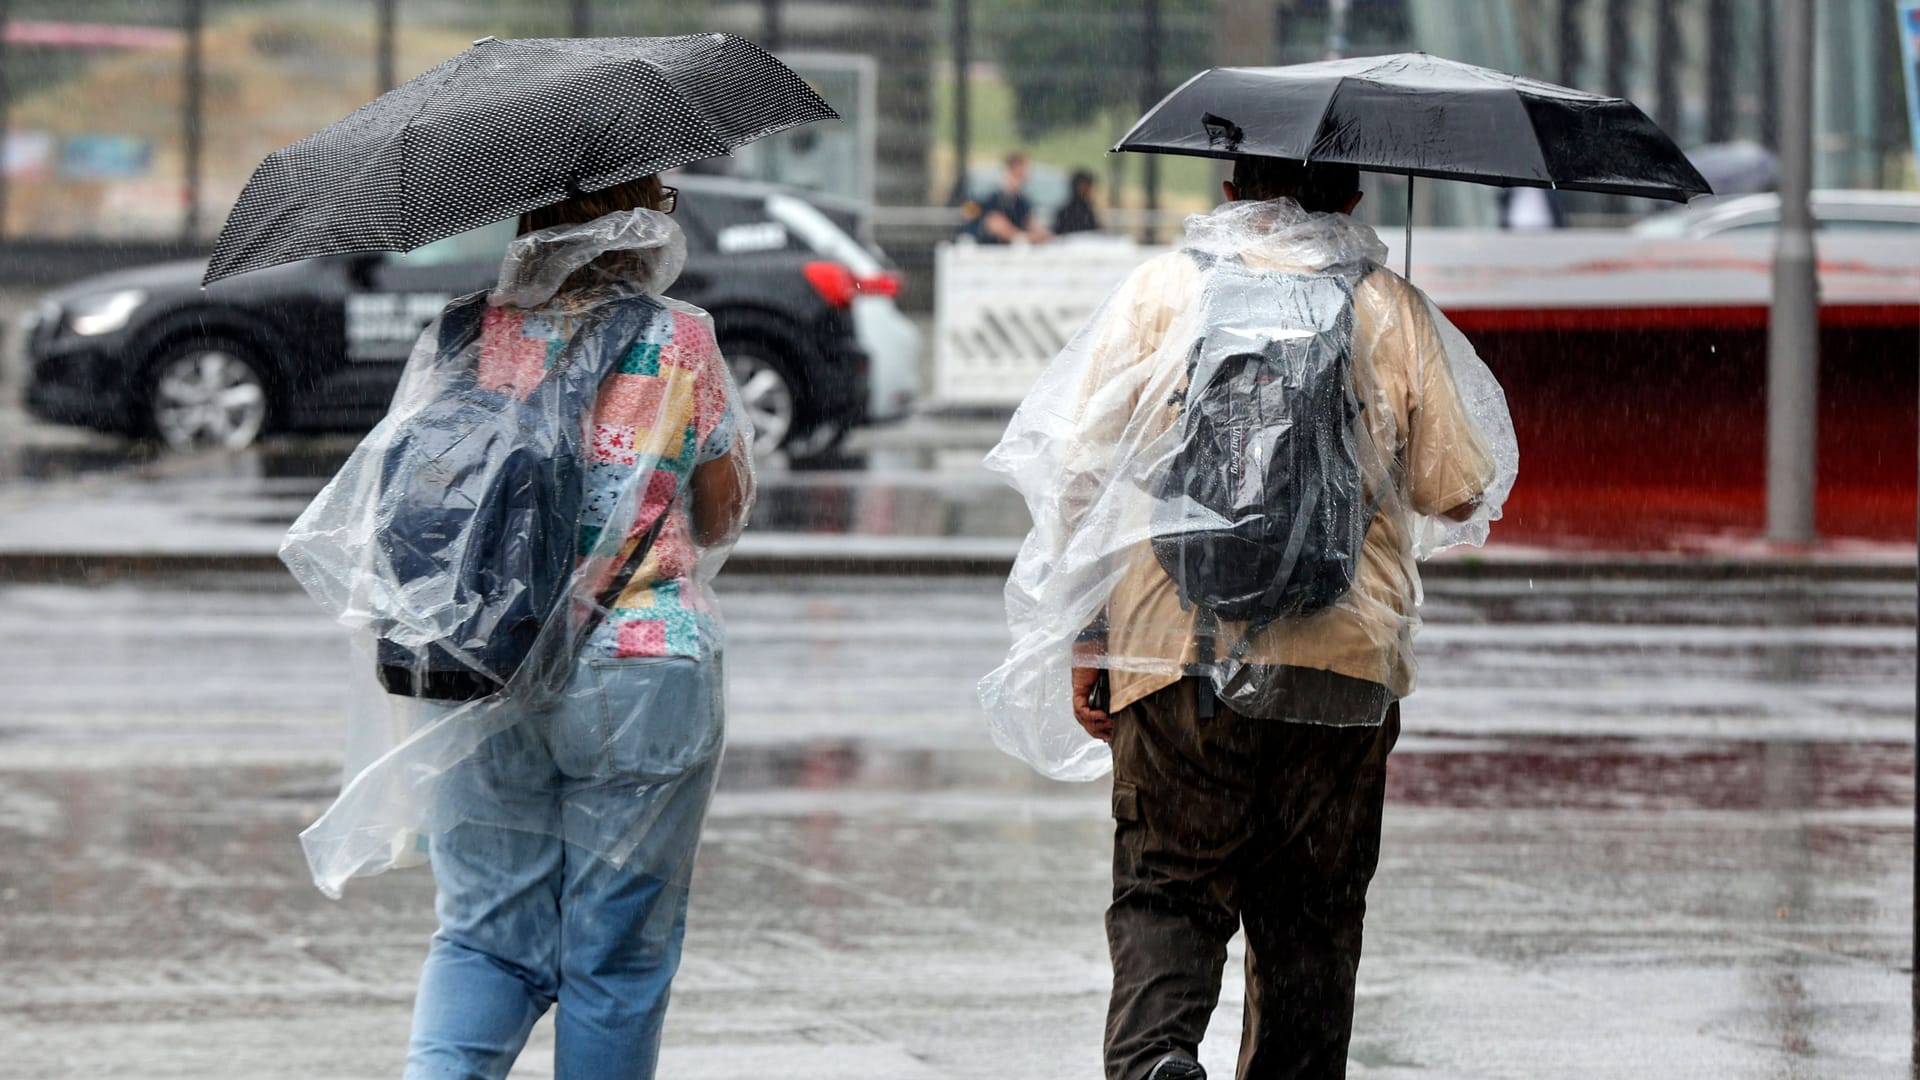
[0,573,1912,1077]
[0,430,1054,577]
[4,440,1918,579]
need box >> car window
[681,194,808,256]
[391,218,516,266]
[765,193,883,274]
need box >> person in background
[1054,169,1104,236]
[965,151,1053,244]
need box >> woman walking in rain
[291,173,755,1080]
[394,174,752,1079]
[213,35,838,1080]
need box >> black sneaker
[1146,1052,1207,1080]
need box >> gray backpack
[1149,258,1370,643]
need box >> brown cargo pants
[1104,677,1400,1080]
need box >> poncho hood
[1183,198,1389,272]
[489,208,688,308]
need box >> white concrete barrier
[931,239,1163,407]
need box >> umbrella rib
[516,33,832,141]
[1301,74,1349,165]
[1112,68,1212,152]
[395,44,487,246]
[1511,92,1558,190]
[572,58,731,186]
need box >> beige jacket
[1072,243,1496,714]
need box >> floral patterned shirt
[475,290,738,661]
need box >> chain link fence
[0,0,707,243]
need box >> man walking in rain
[981,155,1516,1080]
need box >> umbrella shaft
[1403,177,1413,280]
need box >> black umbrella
[205,34,835,285]
[1116,52,1709,200]
[1114,52,1710,271]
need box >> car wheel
[726,346,802,456]
[147,341,273,451]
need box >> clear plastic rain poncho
[282,208,755,896]
[980,199,1518,781]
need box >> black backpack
[371,293,662,701]
[1149,259,1370,642]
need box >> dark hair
[518,174,665,235]
[1070,168,1096,192]
[1229,156,1362,213]
[1005,151,1030,170]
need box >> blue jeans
[404,653,722,1080]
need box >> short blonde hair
[518,175,665,234]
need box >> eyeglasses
[657,186,678,215]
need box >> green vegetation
[975,0,1212,142]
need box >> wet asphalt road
[0,573,1913,1077]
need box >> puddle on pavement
[0,441,159,483]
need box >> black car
[24,175,909,456]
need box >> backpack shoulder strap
[437,292,489,357]
[540,294,667,417]
[428,291,491,388]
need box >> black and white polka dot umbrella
[204,34,836,285]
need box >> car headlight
[65,289,147,337]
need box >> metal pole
[182,0,205,240]
[1140,0,1161,244]
[376,0,397,93]
[1706,0,1733,142]
[1603,0,1630,98]
[1654,0,1680,136]
[1403,176,1413,279]
[1603,0,1632,217]
[1760,0,1779,150]
[570,0,590,37]
[1557,0,1584,85]
[952,0,970,204]
[1766,0,1818,544]
[760,0,782,51]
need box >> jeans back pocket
[547,656,721,781]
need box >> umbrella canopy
[205,33,835,284]
[1114,52,1710,203]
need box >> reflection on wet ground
[6,434,1918,554]
[0,574,1910,1076]
[719,734,1915,814]
[0,441,161,484]
[0,436,1041,546]
[0,735,1907,1078]
[2,573,1910,742]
